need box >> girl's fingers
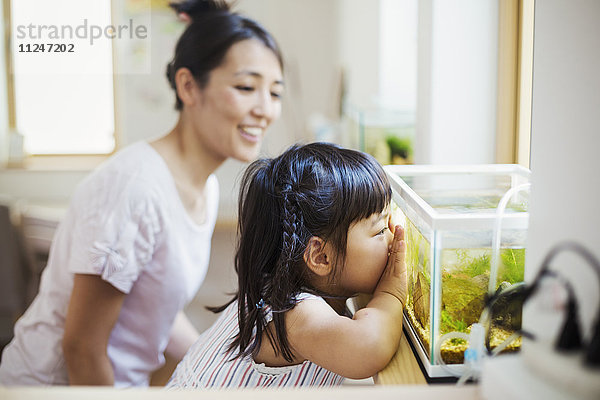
[379,224,408,307]
[395,225,404,241]
[390,225,405,254]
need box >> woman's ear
[175,67,199,107]
[303,237,333,277]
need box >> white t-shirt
[0,142,219,387]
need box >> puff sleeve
[65,172,164,294]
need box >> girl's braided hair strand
[267,183,304,361]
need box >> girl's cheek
[381,247,390,270]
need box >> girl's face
[187,39,284,162]
[335,209,394,295]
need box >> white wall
[244,0,342,131]
[338,0,381,111]
[111,7,182,147]
[379,0,418,112]
[524,0,600,343]
[415,0,498,165]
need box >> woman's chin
[232,145,261,163]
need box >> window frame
[495,0,534,168]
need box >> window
[7,0,115,155]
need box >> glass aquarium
[342,106,414,165]
[384,164,530,379]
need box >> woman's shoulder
[70,142,172,215]
[98,141,166,180]
[79,142,169,194]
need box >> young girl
[167,142,407,388]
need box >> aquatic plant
[463,253,491,278]
[405,219,431,282]
[499,248,525,283]
[441,310,468,333]
[386,135,412,160]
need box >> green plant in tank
[449,337,468,346]
[452,248,524,285]
[441,309,468,333]
[463,253,490,278]
[405,220,419,272]
[437,246,526,363]
[405,218,432,330]
[499,248,525,283]
[386,135,412,160]
[405,220,431,284]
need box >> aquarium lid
[385,164,531,231]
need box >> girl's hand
[375,225,407,307]
[286,224,408,378]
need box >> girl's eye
[271,91,282,99]
[377,227,388,236]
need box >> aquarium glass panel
[404,218,432,359]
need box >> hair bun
[169,0,230,21]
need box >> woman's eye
[271,91,282,99]
[235,85,254,92]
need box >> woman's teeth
[241,127,263,137]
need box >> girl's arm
[164,311,200,361]
[286,226,407,379]
[62,274,125,385]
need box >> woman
[0,0,284,387]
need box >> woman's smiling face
[187,38,284,162]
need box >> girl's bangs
[341,158,392,224]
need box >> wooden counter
[0,385,480,400]
[351,294,426,385]
[375,331,427,385]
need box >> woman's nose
[252,90,280,122]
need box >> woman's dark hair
[167,0,283,110]
[211,142,392,363]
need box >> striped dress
[166,293,345,388]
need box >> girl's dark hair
[211,142,392,363]
[167,0,283,110]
